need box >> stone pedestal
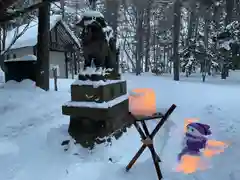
[62,77,132,149]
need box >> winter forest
[0,1,240,180]
[0,0,240,82]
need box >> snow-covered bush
[216,21,240,70]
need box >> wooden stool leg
[149,144,163,180]
[140,122,161,162]
[126,145,146,171]
[156,154,161,162]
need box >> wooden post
[173,0,181,81]
[71,52,74,79]
[64,52,68,78]
[36,0,50,90]
[163,46,166,72]
[74,52,77,75]
[52,67,58,91]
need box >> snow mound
[3,79,44,92]
[19,79,36,87]
[4,80,18,87]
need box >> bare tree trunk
[0,24,6,72]
[169,46,173,74]
[60,0,65,19]
[52,67,58,91]
[225,0,234,25]
[167,47,170,73]
[90,0,96,10]
[163,46,166,72]
[71,52,74,79]
[135,9,144,75]
[36,0,50,91]
[221,0,234,79]
[144,0,153,72]
[0,27,1,52]
[173,0,181,81]
[186,1,196,47]
[203,11,209,82]
[156,43,161,70]
[153,25,156,70]
[104,0,119,39]
[236,0,240,20]
[2,24,6,52]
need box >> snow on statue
[76,10,118,80]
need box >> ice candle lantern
[129,88,156,116]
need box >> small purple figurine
[178,122,212,161]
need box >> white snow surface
[1,72,240,180]
[72,79,125,88]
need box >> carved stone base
[66,100,133,149]
[62,79,131,149]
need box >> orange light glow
[176,154,211,174]
[129,88,156,116]
[203,140,228,158]
[176,118,229,174]
[176,155,201,174]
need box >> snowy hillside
[0,73,240,180]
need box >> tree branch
[1,21,31,55]
[0,0,59,23]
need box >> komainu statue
[77,10,119,80]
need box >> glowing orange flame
[203,140,229,158]
[176,155,201,174]
[129,88,156,116]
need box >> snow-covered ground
[0,72,240,180]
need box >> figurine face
[187,126,204,137]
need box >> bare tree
[135,7,144,75]
[144,0,153,72]
[202,8,210,82]
[173,0,181,81]
[0,18,32,71]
